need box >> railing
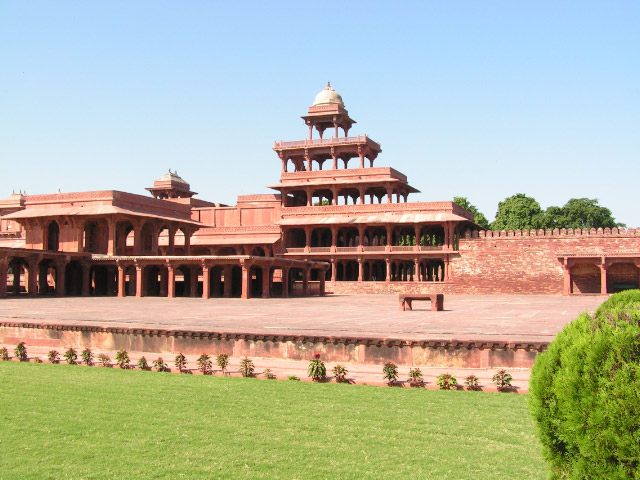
[362,246,386,252]
[391,246,414,252]
[335,247,358,252]
[285,248,305,253]
[419,246,444,251]
[274,135,381,150]
[309,247,331,253]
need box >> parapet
[464,227,640,239]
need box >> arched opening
[125,265,137,296]
[65,261,83,296]
[250,265,263,297]
[231,266,242,297]
[176,265,190,297]
[116,221,134,255]
[571,263,600,294]
[90,265,111,296]
[144,266,161,296]
[8,258,27,295]
[46,221,60,251]
[270,267,283,297]
[251,247,266,257]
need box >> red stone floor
[0,294,605,343]
[0,294,606,392]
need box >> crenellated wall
[452,228,640,294]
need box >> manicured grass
[0,363,546,479]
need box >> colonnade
[329,257,451,283]
[282,185,411,207]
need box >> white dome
[312,82,344,107]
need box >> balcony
[274,135,381,151]
[284,245,446,255]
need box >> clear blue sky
[2,1,638,226]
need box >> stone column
[133,224,142,256]
[414,258,420,282]
[358,146,364,169]
[168,227,176,255]
[107,220,116,255]
[414,225,421,251]
[223,265,232,298]
[357,257,363,282]
[262,266,270,299]
[319,268,326,297]
[600,262,608,295]
[331,148,338,170]
[357,226,365,252]
[304,227,311,253]
[202,263,210,299]
[135,264,144,297]
[562,263,571,296]
[184,230,192,256]
[27,258,39,296]
[241,261,251,299]
[385,258,391,282]
[117,264,125,297]
[331,259,336,282]
[190,267,198,298]
[167,264,176,298]
[331,187,338,205]
[55,260,66,297]
[282,267,289,298]
[385,224,393,252]
[0,258,6,297]
[302,268,309,296]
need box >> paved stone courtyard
[0,294,605,343]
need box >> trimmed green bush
[529,290,640,479]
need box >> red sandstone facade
[1,84,639,298]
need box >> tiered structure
[269,83,474,284]
[0,83,638,299]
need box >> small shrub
[81,348,94,366]
[14,342,27,362]
[464,375,480,391]
[115,349,129,369]
[436,373,458,390]
[262,368,276,379]
[33,357,42,363]
[239,357,255,377]
[63,347,78,365]
[492,369,512,392]
[287,375,300,381]
[1,347,9,361]
[174,353,187,373]
[153,357,167,372]
[48,350,60,364]
[197,353,212,375]
[307,353,326,381]
[382,362,398,386]
[408,368,424,386]
[332,364,348,383]
[216,353,229,375]
[97,353,111,367]
[529,291,640,478]
[137,356,149,370]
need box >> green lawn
[0,363,546,479]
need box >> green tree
[453,197,490,229]
[542,198,624,230]
[491,193,545,231]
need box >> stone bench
[399,293,444,312]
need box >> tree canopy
[542,198,624,229]
[453,197,489,229]
[491,193,545,231]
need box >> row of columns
[284,185,409,207]
[329,257,451,283]
[280,144,377,173]
[291,223,457,252]
[115,261,328,300]
[562,259,640,295]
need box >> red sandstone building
[1,84,639,298]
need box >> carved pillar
[262,265,270,299]
[385,224,393,252]
[241,261,251,299]
[135,264,144,297]
[358,145,364,169]
[319,268,326,297]
[55,259,66,297]
[357,225,365,252]
[414,258,420,282]
[305,150,312,172]
[27,257,38,296]
[107,219,116,255]
[190,267,198,298]
[223,265,232,298]
[357,257,363,282]
[282,267,289,298]
[167,264,176,298]
[0,258,7,297]
[304,227,311,253]
[444,257,451,282]
[562,261,571,296]
[331,147,337,170]
[600,261,608,295]
[385,258,391,282]
[331,187,338,205]
[302,267,310,296]
[331,259,336,282]
[168,227,176,255]
[117,264,125,297]
[357,187,364,205]
[202,263,210,299]
[184,230,192,256]
[330,226,337,253]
